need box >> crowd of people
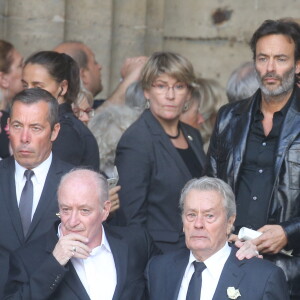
[0,17,300,300]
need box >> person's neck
[155,116,180,137]
[261,89,293,114]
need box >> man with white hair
[146,177,289,300]
[5,168,155,300]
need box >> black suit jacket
[113,110,206,252]
[0,155,73,296]
[146,245,289,300]
[53,103,100,171]
[4,224,156,300]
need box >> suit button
[253,196,257,200]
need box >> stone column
[64,0,113,99]
[144,0,165,55]
[5,0,65,58]
[109,0,147,93]
[0,0,8,40]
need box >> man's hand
[109,185,121,214]
[235,240,263,260]
[52,233,91,266]
[228,234,262,260]
[252,224,288,254]
[120,56,148,81]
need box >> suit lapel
[105,227,128,300]
[63,263,91,300]
[166,249,189,300]
[181,124,206,169]
[1,157,25,243]
[26,156,63,240]
[212,247,245,300]
[231,96,256,191]
[143,110,193,179]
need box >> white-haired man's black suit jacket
[146,246,289,300]
[4,224,156,300]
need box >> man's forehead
[11,101,50,118]
[185,189,223,208]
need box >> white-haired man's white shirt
[177,242,231,300]
[58,225,117,300]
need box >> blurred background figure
[226,61,259,102]
[124,80,147,112]
[180,77,227,152]
[72,81,94,125]
[111,51,206,253]
[54,41,147,109]
[89,104,140,177]
[22,51,99,170]
[0,40,23,159]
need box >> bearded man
[207,19,300,300]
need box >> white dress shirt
[15,153,52,219]
[68,226,117,300]
[177,242,231,300]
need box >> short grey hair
[58,168,109,206]
[125,81,146,111]
[179,176,236,219]
[88,105,141,176]
[226,61,259,102]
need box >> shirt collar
[15,152,52,184]
[253,88,294,121]
[188,242,231,280]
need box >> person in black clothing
[22,51,99,170]
[207,19,300,299]
[112,52,206,253]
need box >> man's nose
[20,128,30,144]
[266,58,275,72]
[68,211,80,227]
[194,215,204,228]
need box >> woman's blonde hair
[141,51,197,92]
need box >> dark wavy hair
[250,19,300,61]
[24,51,80,104]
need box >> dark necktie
[19,169,34,237]
[186,261,206,300]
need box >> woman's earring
[145,99,150,109]
[183,102,189,112]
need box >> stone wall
[0,0,299,97]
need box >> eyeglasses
[151,82,188,95]
[73,107,95,119]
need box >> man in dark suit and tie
[146,177,289,300]
[4,168,156,300]
[0,88,73,296]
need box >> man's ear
[50,123,60,142]
[80,68,89,86]
[101,200,111,222]
[226,215,236,236]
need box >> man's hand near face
[52,233,91,266]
